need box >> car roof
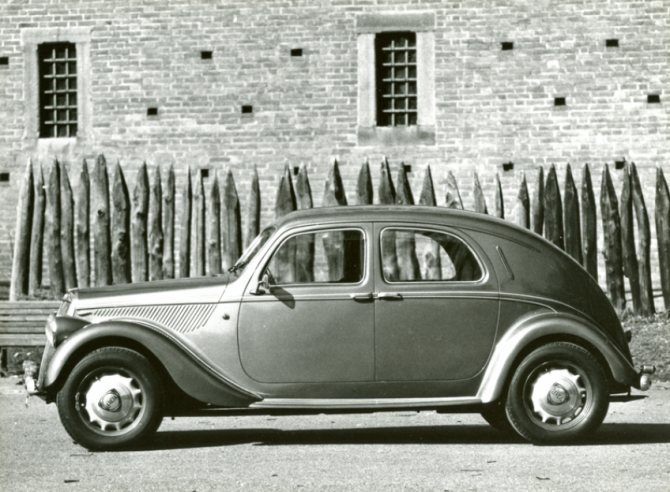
[275,205,550,247]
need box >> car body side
[35,206,642,413]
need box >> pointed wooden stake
[445,171,463,210]
[111,161,131,284]
[655,165,670,310]
[493,173,504,219]
[75,159,90,288]
[630,163,655,316]
[28,162,45,296]
[46,160,64,298]
[418,165,436,207]
[93,154,112,286]
[563,164,582,263]
[513,172,530,229]
[194,168,206,277]
[544,165,564,249]
[581,164,598,281]
[245,165,261,248]
[378,157,396,205]
[179,167,192,278]
[600,164,626,313]
[132,162,149,283]
[356,159,373,205]
[620,163,641,312]
[295,164,313,210]
[472,172,488,214]
[10,160,34,300]
[532,166,545,235]
[222,168,242,270]
[323,158,347,207]
[163,164,175,279]
[208,170,221,275]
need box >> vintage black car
[27,206,655,450]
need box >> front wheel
[57,347,164,451]
[505,342,609,444]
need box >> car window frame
[260,226,370,288]
[377,225,488,285]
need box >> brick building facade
[0,0,668,287]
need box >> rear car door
[373,224,500,382]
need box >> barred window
[39,43,77,138]
[376,32,417,127]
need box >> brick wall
[0,0,668,292]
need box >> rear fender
[43,320,260,407]
[477,312,639,403]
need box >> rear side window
[380,228,482,282]
[268,229,365,285]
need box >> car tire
[480,400,514,434]
[505,342,609,444]
[57,347,164,451]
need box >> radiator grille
[90,304,216,334]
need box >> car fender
[477,312,639,403]
[43,320,260,407]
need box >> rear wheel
[57,347,164,451]
[505,342,609,444]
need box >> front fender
[477,312,639,403]
[43,320,260,408]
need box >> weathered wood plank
[194,169,206,277]
[378,157,396,205]
[93,155,112,286]
[75,159,90,288]
[179,167,192,278]
[59,161,77,291]
[163,164,175,279]
[110,161,131,284]
[532,166,544,235]
[630,163,655,316]
[131,162,149,283]
[563,164,582,263]
[245,165,260,248]
[445,171,464,210]
[356,159,373,205]
[513,172,530,229]
[620,163,641,312]
[149,165,164,281]
[600,164,626,313]
[655,165,670,311]
[544,164,564,249]
[0,335,47,346]
[46,160,64,299]
[294,164,314,283]
[323,158,347,207]
[493,173,504,219]
[208,170,221,275]
[581,164,598,280]
[472,172,488,214]
[9,160,34,301]
[28,162,45,296]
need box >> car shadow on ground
[119,423,670,452]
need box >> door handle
[376,292,403,300]
[350,292,374,301]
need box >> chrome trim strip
[251,397,481,410]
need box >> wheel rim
[75,368,146,436]
[523,362,592,430]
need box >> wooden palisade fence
[9,156,670,316]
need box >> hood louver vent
[89,304,216,334]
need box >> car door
[373,224,500,382]
[237,224,375,384]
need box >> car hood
[72,274,233,311]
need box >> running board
[250,397,482,411]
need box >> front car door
[373,224,500,382]
[238,224,375,384]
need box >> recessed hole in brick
[290,48,303,57]
[554,97,566,106]
[0,172,9,182]
[501,42,513,51]
[242,105,253,114]
[201,51,213,59]
[200,168,209,179]
[147,107,158,116]
[502,162,514,171]
[647,94,660,104]
[605,39,619,47]
[0,57,8,66]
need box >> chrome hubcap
[78,372,144,434]
[528,367,587,425]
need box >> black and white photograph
[0,1,669,490]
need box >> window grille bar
[38,43,77,138]
[376,32,418,127]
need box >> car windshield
[229,225,276,275]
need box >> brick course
[0,0,668,295]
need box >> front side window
[380,228,482,282]
[376,32,417,127]
[39,42,77,138]
[268,229,365,285]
